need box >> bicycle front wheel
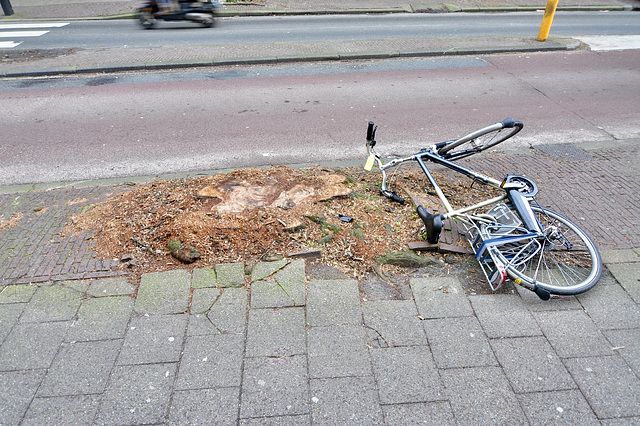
[439,120,523,160]
[487,206,602,295]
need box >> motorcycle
[137,0,221,29]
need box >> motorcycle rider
[157,0,179,14]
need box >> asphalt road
[5,11,639,50]
[1,48,639,186]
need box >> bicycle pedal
[417,205,442,244]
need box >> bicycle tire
[483,206,601,295]
[439,120,523,160]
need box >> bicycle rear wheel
[439,120,523,160]
[484,206,601,295]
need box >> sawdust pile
[65,165,498,279]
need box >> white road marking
[0,41,22,48]
[0,31,50,38]
[0,23,69,29]
[576,35,640,51]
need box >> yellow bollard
[538,0,559,41]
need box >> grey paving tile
[564,355,640,419]
[517,390,600,426]
[169,387,240,425]
[0,370,46,426]
[274,259,306,306]
[490,336,576,393]
[603,328,640,377]
[19,284,83,323]
[362,300,427,348]
[410,276,473,319]
[441,366,528,424]
[239,414,311,425]
[135,269,191,314]
[423,316,497,369]
[240,355,309,418]
[382,401,455,426]
[117,313,188,365]
[307,279,362,327]
[600,249,640,264]
[371,346,444,404]
[577,282,640,330]
[190,287,220,314]
[38,339,121,397]
[600,417,640,425]
[307,325,371,379]
[175,334,244,390]
[246,307,305,357]
[86,276,135,297]
[205,287,248,334]
[251,260,288,282]
[607,262,640,303]
[310,376,383,424]
[96,362,177,425]
[533,310,613,358]
[191,266,217,289]
[65,295,133,342]
[22,394,101,426]
[251,279,296,309]
[470,294,542,338]
[216,262,246,288]
[0,284,36,304]
[0,302,25,344]
[0,321,69,370]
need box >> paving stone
[169,387,240,425]
[37,339,121,397]
[0,370,46,426]
[95,362,177,425]
[307,279,361,327]
[564,355,640,419]
[371,346,443,404]
[362,299,427,348]
[274,259,306,306]
[246,307,305,357]
[191,266,216,289]
[65,295,133,342]
[604,262,640,303]
[381,401,456,426]
[533,310,614,358]
[0,321,69,370]
[86,276,135,297]
[307,325,371,378]
[490,336,576,393]
[516,390,600,426]
[470,294,542,338]
[135,269,191,314]
[0,284,36,304]
[190,287,220,314]
[0,303,25,344]
[423,316,497,369]
[578,281,640,329]
[203,287,248,335]
[240,414,311,425]
[22,394,101,426]
[310,376,383,424]
[251,260,288,282]
[600,249,640,264]
[441,366,528,424]
[603,328,640,377]
[251,279,296,309]
[216,262,245,288]
[19,284,83,323]
[240,355,309,418]
[175,334,244,390]
[410,276,473,319]
[117,313,188,365]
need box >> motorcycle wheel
[201,14,215,28]
[139,11,156,29]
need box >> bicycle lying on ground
[364,118,601,300]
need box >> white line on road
[0,41,22,48]
[0,31,50,38]
[0,23,69,30]
[576,35,640,51]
